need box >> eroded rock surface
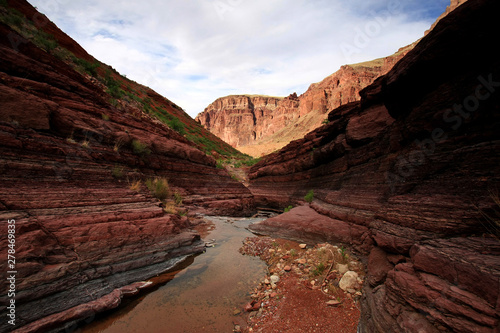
[0,1,252,331]
[196,49,412,157]
[249,0,500,331]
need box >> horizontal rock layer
[196,49,412,156]
[248,0,499,332]
[0,1,253,331]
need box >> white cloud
[28,0,448,118]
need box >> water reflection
[82,217,267,333]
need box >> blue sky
[28,0,450,118]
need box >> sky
[28,0,450,118]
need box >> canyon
[195,45,414,157]
[196,0,470,159]
[248,0,499,331]
[0,1,250,332]
[0,0,498,332]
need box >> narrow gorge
[0,0,499,332]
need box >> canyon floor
[239,233,363,333]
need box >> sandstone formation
[248,0,499,332]
[196,94,288,147]
[0,1,253,331]
[196,48,413,157]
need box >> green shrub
[73,57,100,76]
[111,165,124,179]
[34,30,58,52]
[131,139,151,156]
[107,84,124,99]
[104,71,124,99]
[146,177,170,201]
[304,190,314,203]
[284,205,293,213]
[311,262,326,276]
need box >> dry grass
[129,180,142,192]
[145,177,170,201]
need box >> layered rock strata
[0,1,253,331]
[196,49,413,156]
[248,0,499,332]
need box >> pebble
[270,274,280,284]
[326,299,341,306]
[299,244,307,249]
[284,265,292,272]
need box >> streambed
[82,216,267,333]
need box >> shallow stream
[82,216,267,333]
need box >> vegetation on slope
[0,0,250,162]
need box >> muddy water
[82,216,267,333]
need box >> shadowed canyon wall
[0,1,252,331]
[248,0,499,331]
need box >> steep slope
[195,94,286,147]
[196,46,413,157]
[0,1,253,331]
[197,0,469,158]
[248,0,499,332]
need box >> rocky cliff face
[196,47,413,157]
[195,95,289,147]
[0,1,253,331]
[248,0,499,332]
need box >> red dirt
[240,238,361,333]
[246,272,360,333]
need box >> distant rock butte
[248,0,499,332]
[197,0,469,158]
[196,47,413,157]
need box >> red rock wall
[196,50,411,152]
[248,0,500,332]
[0,2,253,331]
[196,95,292,147]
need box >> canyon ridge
[195,0,468,158]
[0,0,499,332]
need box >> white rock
[270,274,280,284]
[336,263,349,274]
[339,271,359,291]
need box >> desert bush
[111,165,124,179]
[146,177,170,201]
[173,192,183,205]
[131,139,151,156]
[129,180,142,192]
[304,190,314,203]
[284,205,293,213]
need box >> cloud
[28,0,448,118]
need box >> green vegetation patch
[304,190,314,203]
